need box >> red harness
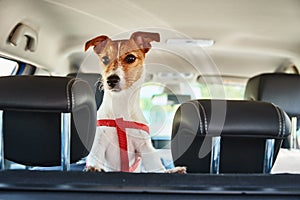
[97,118,149,172]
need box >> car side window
[0,57,18,76]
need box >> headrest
[0,76,97,166]
[172,99,291,139]
[0,75,95,112]
[67,73,103,110]
[245,73,300,117]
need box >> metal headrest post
[290,117,298,149]
[61,113,71,171]
[263,139,275,173]
[210,136,221,174]
[0,111,4,170]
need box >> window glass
[0,57,18,76]
[196,76,246,100]
[140,77,246,142]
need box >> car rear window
[140,77,246,141]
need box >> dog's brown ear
[84,35,110,54]
[130,32,160,53]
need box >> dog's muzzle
[107,74,120,90]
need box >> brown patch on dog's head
[130,31,160,54]
[85,32,160,91]
[85,35,110,54]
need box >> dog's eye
[124,54,136,64]
[101,56,110,65]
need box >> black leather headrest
[67,73,103,110]
[172,99,291,139]
[0,75,96,112]
[245,73,300,117]
[0,76,97,166]
[172,99,291,173]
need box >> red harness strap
[97,118,149,172]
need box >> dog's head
[85,32,160,92]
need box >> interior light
[166,38,214,47]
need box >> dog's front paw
[84,166,105,172]
[166,166,187,174]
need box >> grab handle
[9,23,38,52]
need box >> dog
[84,31,186,173]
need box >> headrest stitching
[280,108,286,137]
[198,102,207,135]
[273,104,282,137]
[65,78,76,111]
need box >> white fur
[86,69,166,172]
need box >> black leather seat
[245,73,300,148]
[0,76,96,170]
[171,99,291,173]
[67,73,103,110]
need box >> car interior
[0,0,300,199]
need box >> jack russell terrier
[84,31,186,173]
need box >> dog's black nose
[107,74,120,88]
